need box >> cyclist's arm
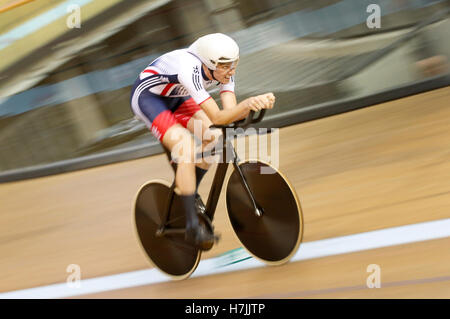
[200,97,249,125]
[178,63,249,125]
[220,90,276,120]
[205,91,275,125]
[178,62,272,125]
[220,91,250,121]
[220,91,237,110]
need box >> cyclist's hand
[246,93,275,112]
[246,96,263,112]
[261,92,275,109]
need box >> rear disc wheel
[134,180,201,279]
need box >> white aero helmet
[188,33,239,70]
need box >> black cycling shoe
[185,223,215,251]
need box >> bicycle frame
[158,126,262,236]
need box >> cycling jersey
[130,48,235,141]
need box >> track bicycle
[134,110,304,279]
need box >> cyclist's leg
[174,97,222,179]
[186,108,221,213]
[187,109,222,164]
[132,90,197,195]
[158,124,213,245]
[163,126,213,246]
[131,89,213,246]
[172,98,223,215]
[188,109,222,196]
[162,124,196,195]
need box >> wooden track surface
[79,237,450,299]
[0,87,449,297]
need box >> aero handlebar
[210,110,266,130]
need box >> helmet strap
[209,68,218,81]
[201,63,218,81]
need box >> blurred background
[0,0,448,178]
[1,0,450,299]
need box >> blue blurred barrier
[1,0,447,117]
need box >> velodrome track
[0,87,449,298]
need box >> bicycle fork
[229,142,263,218]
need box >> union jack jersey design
[137,48,235,105]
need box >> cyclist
[130,33,275,249]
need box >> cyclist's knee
[202,128,222,149]
[163,125,196,164]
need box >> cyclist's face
[213,61,238,84]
